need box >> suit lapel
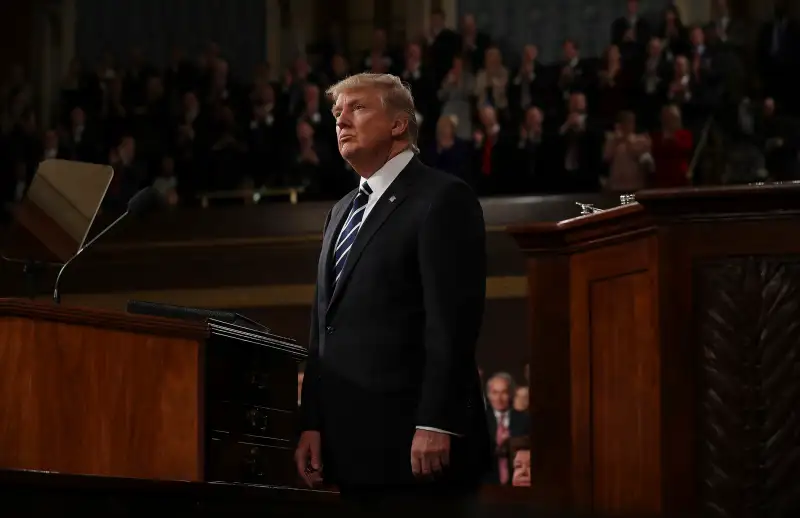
[327,160,421,314]
[319,191,357,306]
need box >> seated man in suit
[485,372,530,485]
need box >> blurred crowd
[2,0,800,210]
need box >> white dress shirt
[358,149,413,221]
[350,149,457,437]
[494,410,509,429]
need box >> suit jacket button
[326,326,334,335]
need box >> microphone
[52,187,160,304]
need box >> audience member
[510,436,531,488]
[485,372,530,485]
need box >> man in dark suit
[294,72,490,513]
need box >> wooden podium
[0,299,305,485]
[509,184,800,517]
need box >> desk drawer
[205,344,297,411]
[208,401,295,442]
[206,436,297,486]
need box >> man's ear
[391,115,409,138]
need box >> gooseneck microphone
[52,187,160,304]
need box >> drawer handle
[244,446,264,477]
[246,408,269,432]
[248,371,271,391]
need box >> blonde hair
[326,73,419,153]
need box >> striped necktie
[332,183,372,287]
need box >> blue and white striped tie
[332,182,372,287]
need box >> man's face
[119,137,135,162]
[297,121,314,142]
[570,93,586,113]
[563,42,577,61]
[764,98,776,116]
[333,88,397,162]
[691,27,704,46]
[407,43,421,62]
[524,108,542,130]
[462,15,476,35]
[648,38,662,57]
[373,30,387,49]
[675,57,689,76]
[487,378,511,411]
[183,92,198,112]
[479,106,496,127]
[304,85,319,107]
[332,55,347,75]
[71,107,85,126]
[619,117,635,135]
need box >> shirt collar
[360,149,414,201]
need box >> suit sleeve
[415,180,486,434]
[300,208,332,432]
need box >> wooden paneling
[0,315,203,481]
[525,253,571,508]
[693,256,800,517]
[656,218,800,512]
[570,237,661,514]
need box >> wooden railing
[198,185,307,207]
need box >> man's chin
[339,144,359,161]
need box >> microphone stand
[52,210,130,304]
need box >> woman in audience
[603,110,652,191]
[657,5,690,62]
[596,45,631,126]
[510,436,531,487]
[513,386,529,412]
[438,56,476,140]
[650,104,693,187]
[421,114,470,181]
[474,47,509,118]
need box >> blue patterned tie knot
[332,182,372,287]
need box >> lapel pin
[389,195,396,203]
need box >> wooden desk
[0,299,305,485]
[509,184,800,517]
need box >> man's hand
[294,431,323,487]
[410,429,451,477]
